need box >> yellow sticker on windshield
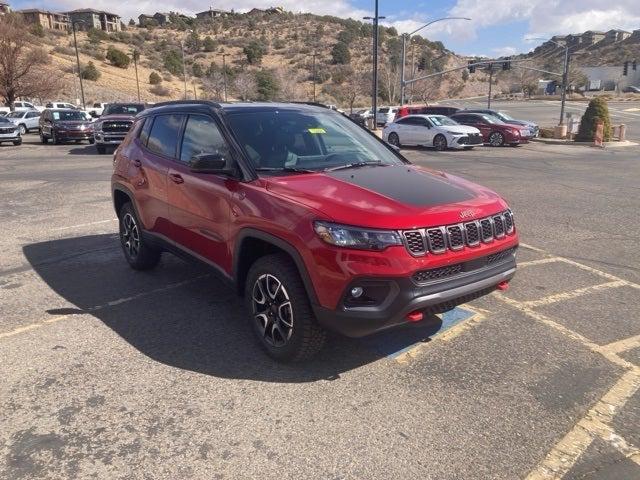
[308,128,326,134]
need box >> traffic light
[502,60,511,71]
[633,60,637,71]
[623,61,628,76]
[468,60,475,73]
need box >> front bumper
[95,133,126,145]
[313,249,516,337]
[0,134,21,142]
[56,131,93,141]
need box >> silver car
[5,110,41,135]
[0,117,21,145]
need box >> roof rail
[151,100,222,108]
[289,101,331,109]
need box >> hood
[99,114,136,121]
[265,164,507,229]
[442,125,481,135]
[55,120,92,127]
[503,119,537,128]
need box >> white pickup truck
[1,101,45,115]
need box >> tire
[118,202,161,271]
[18,124,27,135]
[13,139,22,146]
[40,132,48,144]
[433,134,448,151]
[387,132,401,148]
[245,253,326,362]
[488,131,505,147]
[88,138,95,145]
[96,145,106,154]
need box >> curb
[531,138,639,148]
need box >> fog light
[350,287,364,298]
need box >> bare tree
[0,14,62,108]
[232,71,257,101]
[342,70,365,114]
[201,70,226,100]
[414,76,442,104]
[274,68,303,101]
[379,59,400,104]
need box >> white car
[376,106,398,126]
[45,102,79,110]
[383,114,484,151]
[13,101,44,112]
[5,110,41,134]
[87,102,108,118]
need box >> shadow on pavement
[23,234,444,383]
[67,144,99,155]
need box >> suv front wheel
[118,202,161,270]
[245,254,326,362]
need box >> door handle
[132,159,142,167]
[169,173,184,184]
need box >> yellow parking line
[521,281,627,308]
[517,257,563,268]
[602,334,640,354]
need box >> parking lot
[1,135,639,479]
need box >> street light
[400,17,471,105]
[71,20,86,109]
[527,37,570,125]
[364,2,386,130]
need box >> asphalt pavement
[1,136,639,479]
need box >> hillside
[27,10,496,108]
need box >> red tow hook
[406,310,424,322]
[496,281,510,291]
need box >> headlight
[314,221,402,251]
[95,122,103,132]
[445,130,462,135]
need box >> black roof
[140,100,332,117]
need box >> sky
[9,0,640,56]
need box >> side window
[422,118,433,127]
[179,115,232,164]
[139,117,152,145]
[27,112,39,119]
[146,114,184,158]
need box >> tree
[343,71,365,113]
[31,23,45,38]
[255,70,279,100]
[149,71,162,85]
[185,30,201,52]
[202,70,226,100]
[0,14,62,108]
[81,62,100,81]
[576,97,611,142]
[106,46,131,68]
[203,36,216,52]
[128,19,136,27]
[192,62,203,77]
[331,42,350,65]
[233,72,257,101]
[243,40,266,65]
[163,50,183,76]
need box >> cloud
[492,46,517,57]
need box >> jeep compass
[111,101,518,361]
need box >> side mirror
[89,111,98,118]
[190,152,232,174]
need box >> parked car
[349,109,373,128]
[45,102,79,110]
[5,110,41,134]
[94,103,146,154]
[376,106,398,126]
[450,112,529,146]
[463,109,538,138]
[88,102,109,118]
[623,86,640,93]
[39,109,95,145]
[396,105,461,119]
[383,114,483,150]
[13,101,44,112]
[0,116,22,146]
[111,101,518,361]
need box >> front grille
[400,210,515,256]
[102,121,132,133]
[467,133,483,145]
[0,127,15,134]
[487,247,516,265]
[413,264,463,282]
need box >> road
[1,136,639,479]
[443,98,640,141]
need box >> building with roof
[605,29,631,42]
[18,9,70,31]
[195,6,230,19]
[581,30,605,46]
[66,8,121,32]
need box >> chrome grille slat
[401,210,514,257]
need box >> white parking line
[521,280,627,308]
[517,257,563,268]
[51,219,117,231]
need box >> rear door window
[146,114,185,158]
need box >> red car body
[112,102,518,352]
[450,112,529,146]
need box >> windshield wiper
[254,166,316,174]
[324,161,387,172]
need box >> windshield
[378,108,390,113]
[227,109,405,173]
[52,110,86,121]
[0,117,11,124]
[496,111,514,121]
[481,115,504,125]
[6,112,24,118]
[103,104,145,116]
[428,115,459,127]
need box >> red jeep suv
[111,101,518,361]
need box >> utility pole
[71,21,86,109]
[132,49,141,102]
[180,39,188,99]
[364,3,385,130]
[559,46,569,125]
[222,53,229,102]
[487,63,493,109]
[311,52,318,102]
[399,17,470,106]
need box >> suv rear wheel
[245,254,326,362]
[118,203,161,270]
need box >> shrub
[255,70,279,100]
[87,27,109,44]
[106,46,131,68]
[31,23,45,38]
[81,62,100,81]
[203,36,217,52]
[243,40,266,65]
[273,38,286,50]
[163,50,183,76]
[331,41,350,65]
[149,71,162,85]
[192,62,204,77]
[576,97,611,142]
[150,84,171,96]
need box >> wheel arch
[112,184,141,220]
[233,229,319,305]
